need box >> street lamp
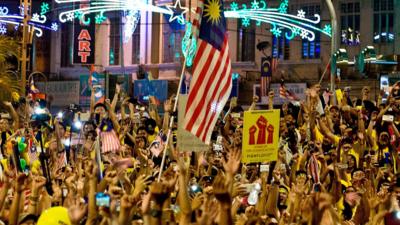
[325,0,338,93]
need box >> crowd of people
[0,81,399,225]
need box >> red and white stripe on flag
[100,130,120,154]
[183,0,232,144]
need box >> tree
[0,36,20,103]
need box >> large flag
[183,0,232,144]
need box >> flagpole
[157,55,188,182]
[158,0,200,181]
[319,58,331,85]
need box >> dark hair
[94,103,107,111]
[137,126,147,134]
[295,170,307,177]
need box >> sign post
[73,3,95,64]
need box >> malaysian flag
[279,79,298,101]
[183,0,232,144]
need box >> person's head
[0,117,10,132]
[278,185,289,206]
[312,84,321,95]
[342,137,353,153]
[144,119,156,135]
[347,154,357,170]
[295,170,307,185]
[18,214,37,225]
[94,103,107,119]
[137,126,148,138]
[379,132,390,147]
[135,136,147,149]
[362,86,370,99]
[344,87,351,98]
[83,121,96,136]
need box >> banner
[73,3,95,64]
[242,110,280,163]
[79,74,105,106]
[254,83,307,105]
[36,81,80,107]
[133,80,168,103]
[177,95,208,152]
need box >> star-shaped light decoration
[51,22,58,31]
[297,9,306,18]
[242,17,250,27]
[66,12,74,21]
[166,0,188,25]
[278,0,289,13]
[31,13,40,21]
[323,24,332,35]
[251,0,260,10]
[300,30,309,39]
[74,10,83,19]
[41,2,50,15]
[293,27,301,36]
[230,2,239,11]
[0,25,7,35]
[95,12,107,24]
[271,27,282,37]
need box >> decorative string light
[0,5,58,37]
[54,0,332,42]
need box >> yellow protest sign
[242,110,280,163]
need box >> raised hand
[212,175,231,204]
[15,173,27,193]
[252,96,259,103]
[222,147,241,175]
[32,176,47,191]
[232,182,247,198]
[164,97,173,113]
[68,197,88,225]
[191,193,204,211]
[133,174,152,199]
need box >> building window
[60,23,73,67]
[373,0,394,43]
[272,33,290,60]
[163,23,183,63]
[109,16,121,65]
[340,2,360,45]
[131,19,140,64]
[237,22,255,62]
[300,5,320,59]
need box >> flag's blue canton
[199,0,227,51]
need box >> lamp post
[325,0,338,93]
[20,0,31,96]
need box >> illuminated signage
[73,3,95,64]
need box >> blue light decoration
[54,0,332,44]
[40,2,50,16]
[123,10,140,43]
[0,4,59,37]
[225,0,332,41]
[181,22,197,67]
[95,11,107,24]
